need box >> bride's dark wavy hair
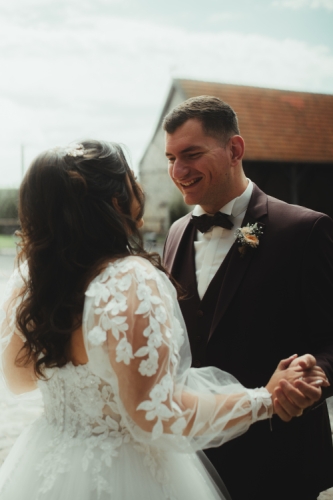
[15,139,164,378]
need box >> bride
[0,140,325,499]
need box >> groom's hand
[273,354,329,422]
[290,354,329,386]
[290,353,318,371]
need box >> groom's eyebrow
[165,145,201,157]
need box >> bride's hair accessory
[235,222,263,256]
[65,143,85,157]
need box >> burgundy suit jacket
[164,184,333,500]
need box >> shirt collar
[192,179,253,218]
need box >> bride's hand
[265,354,329,422]
[265,354,305,395]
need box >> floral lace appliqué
[85,258,187,441]
[36,363,131,499]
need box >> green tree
[0,189,19,235]
[0,189,19,219]
[169,195,190,227]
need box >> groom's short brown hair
[162,95,240,143]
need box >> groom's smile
[178,176,202,188]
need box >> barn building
[139,79,333,235]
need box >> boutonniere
[235,223,264,257]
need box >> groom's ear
[229,135,245,165]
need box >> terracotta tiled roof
[177,79,333,163]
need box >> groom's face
[165,118,233,213]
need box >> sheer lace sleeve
[0,263,37,395]
[83,256,272,452]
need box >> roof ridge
[176,78,333,97]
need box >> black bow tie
[191,212,234,233]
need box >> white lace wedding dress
[0,256,273,499]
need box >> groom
[162,96,333,500]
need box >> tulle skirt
[0,417,229,500]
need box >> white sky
[0,0,332,186]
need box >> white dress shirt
[193,180,253,300]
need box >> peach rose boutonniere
[235,223,264,257]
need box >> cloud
[206,12,239,24]
[0,9,332,186]
[272,0,333,10]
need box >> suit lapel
[163,213,192,274]
[209,184,268,340]
[175,222,198,294]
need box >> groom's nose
[169,159,190,181]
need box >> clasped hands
[265,354,330,422]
